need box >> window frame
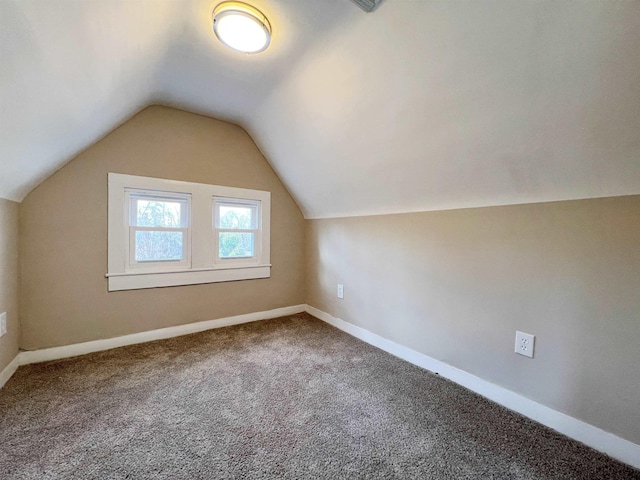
[213,196,261,266]
[107,173,270,291]
[126,191,192,272]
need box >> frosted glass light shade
[213,2,271,54]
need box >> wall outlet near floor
[515,331,535,358]
[0,312,6,337]
[337,284,344,299]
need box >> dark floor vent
[349,0,384,13]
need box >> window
[128,192,190,270]
[214,198,260,262]
[107,173,270,291]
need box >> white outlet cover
[515,331,535,358]
[337,284,344,299]
[0,312,6,337]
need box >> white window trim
[107,173,270,291]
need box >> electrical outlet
[515,331,535,358]
[337,284,344,299]
[0,312,6,337]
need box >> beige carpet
[1,313,637,479]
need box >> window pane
[134,198,186,227]
[135,231,184,262]
[219,232,255,258]
[218,205,255,229]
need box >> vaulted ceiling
[2,0,639,217]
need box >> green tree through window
[218,205,255,258]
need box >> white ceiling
[1,0,639,218]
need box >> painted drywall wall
[19,106,305,349]
[0,199,19,372]
[306,195,640,444]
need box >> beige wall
[0,198,19,372]
[306,195,640,444]
[19,106,305,349]
[13,104,640,446]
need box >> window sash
[125,190,192,271]
[129,193,189,228]
[214,198,259,229]
[128,227,190,268]
[213,197,261,264]
[216,229,259,259]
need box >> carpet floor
[0,313,637,479]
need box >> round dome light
[212,2,271,54]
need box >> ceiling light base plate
[349,0,384,13]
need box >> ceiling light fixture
[212,1,271,54]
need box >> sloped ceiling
[1,0,639,218]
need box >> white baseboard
[3,303,637,469]
[0,355,20,389]
[305,304,640,470]
[16,304,306,366]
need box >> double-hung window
[214,198,260,264]
[127,192,190,270]
[107,173,270,291]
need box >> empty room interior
[1,0,639,478]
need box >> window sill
[106,265,271,291]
